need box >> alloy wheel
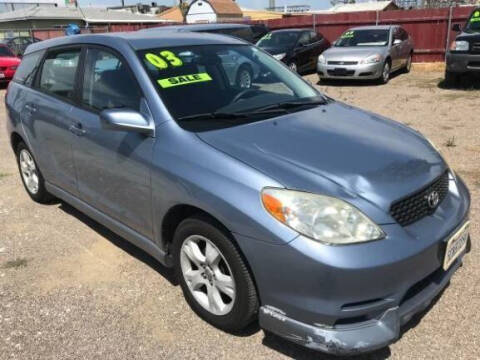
[180,235,236,316]
[382,62,391,83]
[238,69,252,89]
[289,62,297,72]
[19,149,39,194]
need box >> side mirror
[393,39,402,46]
[452,23,462,32]
[100,108,154,136]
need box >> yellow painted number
[160,50,183,67]
[145,53,168,69]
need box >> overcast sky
[77,0,331,11]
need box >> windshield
[139,44,321,130]
[465,9,480,33]
[335,29,390,47]
[256,32,299,48]
[0,46,14,57]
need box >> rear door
[28,46,82,196]
[391,27,403,70]
[70,45,154,238]
[295,31,312,72]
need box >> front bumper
[446,51,480,73]
[235,175,471,355]
[317,61,383,80]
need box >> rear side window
[13,50,44,86]
[39,48,80,100]
[82,47,142,111]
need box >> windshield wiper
[245,98,328,114]
[177,112,248,122]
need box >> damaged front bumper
[259,255,465,356]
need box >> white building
[0,0,65,13]
[186,0,242,24]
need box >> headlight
[359,54,382,64]
[261,188,385,245]
[318,54,326,64]
[273,53,286,61]
[450,40,469,51]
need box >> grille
[389,171,449,226]
[471,42,480,54]
[328,60,358,65]
[327,69,355,76]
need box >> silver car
[317,25,414,84]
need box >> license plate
[333,68,347,75]
[443,221,470,270]
[0,73,5,78]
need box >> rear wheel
[16,142,54,203]
[173,215,258,332]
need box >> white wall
[186,0,217,24]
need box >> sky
[77,0,331,11]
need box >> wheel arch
[10,131,24,153]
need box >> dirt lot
[0,70,479,360]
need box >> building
[186,0,242,24]
[157,6,184,23]
[107,3,169,15]
[240,7,283,21]
[310,1,400,14]
[0,0,65,13]
[0,6,170,30]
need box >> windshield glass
[465,9,480,33]
[139,44,321,130]
[335,29,390,47]
[0,46,14,57]
[256,32,299,47]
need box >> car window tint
[13,50,43,86]
[298,32,310,45]
[0,46,13,56]
[39,48,80,99]
[82,48,141,111]
[309,31,318,43]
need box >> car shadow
[437,74,480,90]
[317,70,404,87]
[57,201,178,286]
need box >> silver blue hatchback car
[6,32,471,355]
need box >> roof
[0,6,170,24]
[310,1,399,14]
[157,6,184,23]
[194,0,242,16]
[25,31,246,54]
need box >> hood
[457,31,480,41]
[0,56,21,66]
[197,102,446,221]
[324,46,387,61]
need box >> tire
[15,141,54,203]
[236,65,253,89]
[173,215,258,332]
[444,71,459,88]
[378,60,391,84]
[403,53,412,73]
[288,61,297,73]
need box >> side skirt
[45,182,173,268]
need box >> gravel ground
[0,70,479,360]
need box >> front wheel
[173,215,258,332]
[236,66,253,89]
[378,61,391,84]
[444,71,459,88]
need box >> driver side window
[298,32,310,46]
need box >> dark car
[2,36,41,57]
[141,23,268,44]
[446,7,480,85]
[256,28,330,73]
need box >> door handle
[69,123,86,136]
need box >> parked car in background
[317,25,414,84]
[141,23,265,44]
[0,44,20,83]
[446,7,480,86]
[6,31,471,356]
[256,29,330,73]
[2,36,41,57]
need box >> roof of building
[192,0,242,16]
[0,6,170,24]
[309,1,399,14]
[240,7,283,21]
[157,6,184,23]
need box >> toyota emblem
[426,191,440,209]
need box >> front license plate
[333,68,347,75]
[443,221,470,270]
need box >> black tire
[173,215,258,332]
[15,141,54,203]
[445,71,459,88]
[403,53,412,73]
[236,65,253,89]
[378,60,391,85]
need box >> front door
[70,46,154,238]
